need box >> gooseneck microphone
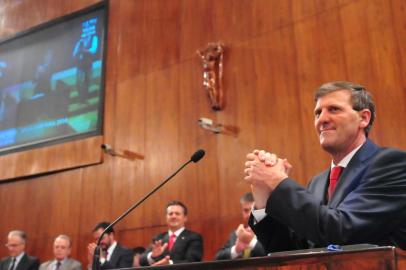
[92,149,205,270]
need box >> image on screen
[0,4,106,154]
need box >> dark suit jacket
[101,243,133,270]
[215,231,266,260]
[250,139,406,253]
[140,229,203,266]
[0,254,40,270]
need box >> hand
[151,240,168,258]
[236,224,255,244]
[152,256,170,266]
[87,243,96,265]
[244,151,290,202]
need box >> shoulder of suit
[371,147,406,165]
[182,229,202,238]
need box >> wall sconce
[198,117,239,136]
[101,144,145,161]
[197,42,225,111]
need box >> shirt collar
[53,258,67,266]
[13,252,25,265]
[331,143,364,169]
[107,241,117,260]
[168,227,185,237]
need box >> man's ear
[359,109,371,129]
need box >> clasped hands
[235,224,255,253]
[244,150,292,209]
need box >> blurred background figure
[39,235,81,270]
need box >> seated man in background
[215,192,266,260]
[87,222,133,269]
[244,81,406,252]
[39,235,81,270]
[140,201,203,266]
[0,230,39,270]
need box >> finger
[246,153,257,160]
[258,150,267,161]
[264,153,278,166]
[253,149,260,155]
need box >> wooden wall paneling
[292,2,348,182]
[361,0,406,148]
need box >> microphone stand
[92,158,196,270]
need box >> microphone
[92,149,205,270]
[191,149,205,163]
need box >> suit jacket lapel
[311,170,330,204]
[328,139,380,207]
[15,254,28,270]
[109,245,119,267]
[170,230,187,255]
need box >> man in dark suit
[244,81,406,253]
[0,230,39,270]
[140,201,203,266]
[87,222,133,269]
[39,235,81,270]
[215,192,265,260]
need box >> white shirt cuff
[147,252,155,265]
[252,208,267,223]
[230,245,239,259]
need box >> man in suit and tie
[87,222,133,270]
[0,230,39,270]
[244,81,406,252]
[215,192,265,260]
[140,200,203,266]
[39,235,81,270]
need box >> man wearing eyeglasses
[244,81,406,252]
[0,230,39,270]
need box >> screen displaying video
[0,4,106,154]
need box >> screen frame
[0,1,108,156]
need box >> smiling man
[140,201,203,266]
[244,81,406,252]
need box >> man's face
[53,237,71,261]
[166,205,187,231]
[314,90,370,158]
[93,228,113,251]
[241,201,254,225]
[6,235,25,257]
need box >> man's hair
[240,192,254,204]
[8,230,27,243]
[166,200,188,216]
[314,81,376,136]
[55,234,72,248]
[93,221,114,234]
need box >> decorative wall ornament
[197,42,225,111]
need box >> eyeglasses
[5,243,23,248]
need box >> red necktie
[328,166,343,200]
[168,233,176,251]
